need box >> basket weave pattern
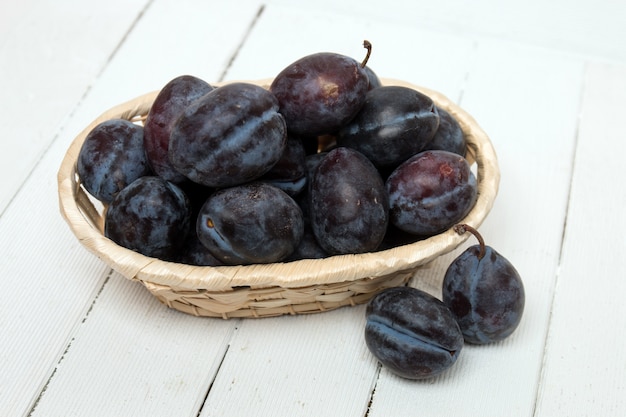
[58,79,500,318]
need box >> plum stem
[361,40,372,68]
[453,224,486,260]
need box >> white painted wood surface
[1,1,625,416]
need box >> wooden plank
[0,0,151,414]
[0,0,150,214]
[0,219,111,416]
[224,2,478,102]
[28,275,236,417]
[200,308,378,417]
[69,0,266,110]
[367,39,585,416]
[0,1,263,416]
[534,62,626,416]
[267,0,626,64]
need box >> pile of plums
[77,41,475,266]
[365,224,524,380]
[76,41,524,379]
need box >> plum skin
[77,119,151,204]
[169,82,287,188]
[365,287,464,380]
[309,147,389,255]
[196,182,304,265]
[337,85,440,168]
[270,52,369,136]
[104,176,191,260]
[424,106,467,157]
[442,245,525,344]
[386,150,477,236]
[143,74,214,183]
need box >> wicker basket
[57,78,500,318]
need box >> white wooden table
[2,1,625,416]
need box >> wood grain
[0,1,261,415]
[535,61,626,417]
[0,0,151,213]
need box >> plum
[337,85,440,168]
[309,147,389,255]
[77,119,151,204]
[386,150,477,236]
[169,82,287,188]
[269,41,372,137]
[442,224,525,344]
[365,286,464,379]
[143,74,214,183]
[423,106,467,157]
[196,182,304,265]
[104,176,191,260]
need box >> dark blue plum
[386,150,477,237]
[77,119,151,204]
[169,82,287,188]
[143,75,214,183]
[364,66,382,90]
[196,182,304,265]
[104,176,191,260]
[442,225,525,344]
[309,147,389,255]
[423,106,467,157]
[269,45,370,136]
[296,151,329,224]
[304,152,328,185]
[259,137,308,196]
[365,286,464,380]
[285,228,329,261]
[337,85,440,168]
[176,230,224,266]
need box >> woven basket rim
[57,78,500,292]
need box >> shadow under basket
[57,78,500,319]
